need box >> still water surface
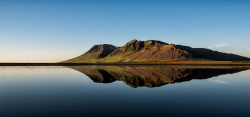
[0,66,250,117]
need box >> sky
[0,0,250,63]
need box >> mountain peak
[125,39,168,46]
[63,44,117,63]
[130,39,138,43]
[124,39,138,45]
[88,44,116,53]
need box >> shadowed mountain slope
[176,45,250,61]
[69,66,247,88]
[63,39,250,63]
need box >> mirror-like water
[0,66,250,117]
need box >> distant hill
[63,39,250,63]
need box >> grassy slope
[61,54,100,63]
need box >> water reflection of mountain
[68,66,248,88]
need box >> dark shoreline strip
[1,63,250,66]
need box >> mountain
[63,39,250,63]
[64,44,117,63]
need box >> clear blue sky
[0,0,250,63]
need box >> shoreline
[1,62,250,67]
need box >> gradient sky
[0,0,250,63]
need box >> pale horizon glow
[1,0,250,63]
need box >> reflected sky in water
[0,66,250,117]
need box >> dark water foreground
[0,66,250,117]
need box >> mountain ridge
[63,39,250,63]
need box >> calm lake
[0,66,250,117]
